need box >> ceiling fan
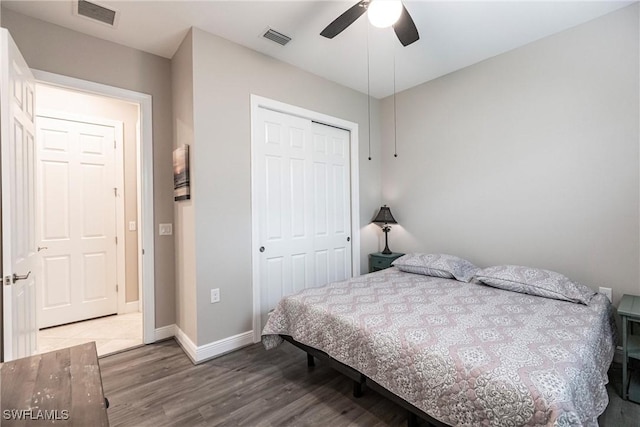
[320,0,419,47]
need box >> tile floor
[37,312,143,357]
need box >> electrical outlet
[599,287,612,302]
[129,221,137,231]
[211,288,220,303]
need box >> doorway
[31,71,156,347]
[34,83,141,356]
[1,35,156,362]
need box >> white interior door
[253,107,352,328]
[36,115,118,328]
[1,29,38,361]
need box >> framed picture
[173,144,190,201]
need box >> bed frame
[281,335,450,427]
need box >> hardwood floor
[99,339,640,426]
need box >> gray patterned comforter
[262,268,616,427]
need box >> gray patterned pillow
[475,265,596,305]
[392,253,479,282]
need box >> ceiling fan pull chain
[393,39,398,158]
[367,21,372,161]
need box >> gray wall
[186,27,381,345]
[380,4,640,308]
[2,8,176,328]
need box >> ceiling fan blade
[320,0,368,39]
[393,3,419,47]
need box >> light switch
[129,221,137,231]
[159,223,173,236]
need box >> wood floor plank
[212,376,348,426]
[99,339,640,427]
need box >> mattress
[262,267,616,427]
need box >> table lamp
[372,205,397,255]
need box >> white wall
[380,4,640,308]
[178,28,381,347]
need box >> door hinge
[114,140,116,149]
[115,236,118,245]
[116,284,118,292]
[113,187,118,197]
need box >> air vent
[77,0,117,26]
[262,28,292,46]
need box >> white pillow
[392,253,479,283]
[475,265,596,305]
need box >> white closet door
[36,115,118,328]
[254,108,352,327]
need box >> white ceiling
[2,1,634,98]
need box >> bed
[262,256,616,427]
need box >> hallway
[38,312,142,357]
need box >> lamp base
[381,228,392,254]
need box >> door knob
[259,246,265,253]
[12,271,31,283]
[37,246,48,252]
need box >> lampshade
[373,205,397,224]
[368,0,403,29]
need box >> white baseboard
[174,327,198,362]
[154,324,177,341]
[120,300,140,314]
[174,326,254,364]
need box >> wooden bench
[1,342,109,426]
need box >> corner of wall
[174,325,254,364]
[171,25,198,344]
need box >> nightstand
[369,252,404,273]
[619,294,640,401]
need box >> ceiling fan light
[368,0,402,28]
